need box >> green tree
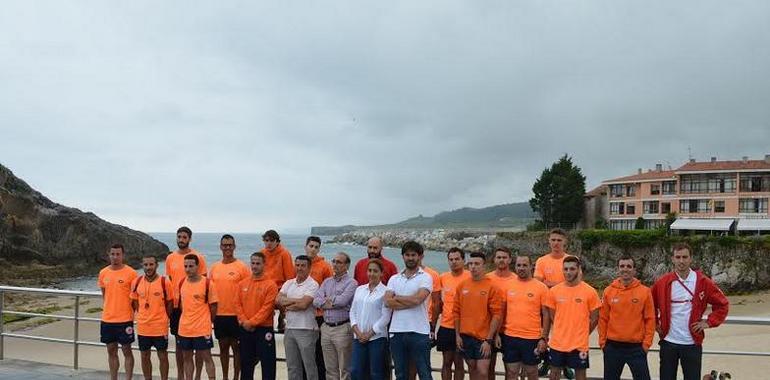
[635,217,646,230]
[529,154,587,229]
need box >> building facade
[602,155,770,233]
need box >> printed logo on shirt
[243,287,249,292]
[462,289,470,294]
[631,298,639,303]
[579,351,588,360]
[574,298,583,303]
[508,291,516,296]
[229,272,236,276]
[125,326,134,335]
[556,297,567,303]
[193,294,202,300]
[154,292,161,297]
[118,280,125,284]
[611,297,620,303]
[699,291,705,300]
[265,332,273,341]
[527,293,534,298]
[480,290,488,296]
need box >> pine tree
[529,154,587,229]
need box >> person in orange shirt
[485,246,515,380]
[177,254,218,380]
[130,254,173,380]
[209,234,250,380]
[165,226,207,380]
[437,247,470,380]
[599,256,654,380]
[261,229,295,332]
[534,228,570,288]
[99,243,138,380]
[453,252,503,380]
[236,251,280,380]
[499,255,549,380]
[305,235,333,380]
[543,256,600,380]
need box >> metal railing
[1,285,770,376]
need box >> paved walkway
[0,358,111,380]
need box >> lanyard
[672,277,694,304]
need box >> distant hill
[311,202,535,234]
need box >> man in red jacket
[651,242,729,380]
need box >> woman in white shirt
[349,259,393,380]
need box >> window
[739,174,770,192]
[739,198,769,213]
[626,203,636,215]
[610,220,636,230]
[610,202,622,215]
[680,199,710,213]
[661,202,671,214]
[644,201,660,214]
[626,185,636,197]
[650,184,661,195]
[609,185,625,198]
[662,181,677,195]
[645,219,664,229]
[714,200,725,213]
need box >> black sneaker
[537,363,549,377]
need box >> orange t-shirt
[534,253,567,286]
[309,256,333,285]
[209,260,251,316]
[165,249,208,292]
[544,281,600,352]
[487,271,516,331]
[130,275,173,336]
[262,244,295,287]
[452,277,504,340]
[98,265,138,323]
[235,275,280,327]
[502,277,548,339]
[439,270,471,328]
[423,266,441,323]
[178,278,219,338]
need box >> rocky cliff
[0,164,169,284]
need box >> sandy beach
[2,290,769,379]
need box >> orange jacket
[235,275,279,327]
[262,244,296,287]
[599,278,655,351]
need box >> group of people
[97,227,730,380]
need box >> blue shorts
[177,335,214,351]
[100,321,135,345]
[501,335,540,365]
[214,316,240,339]
[549,348,590,369]
[436,327,457,352]
[460,334,488,360]
[138,335,169,351]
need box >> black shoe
[537,362,549,377]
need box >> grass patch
[85,307,103,313]
[1,305,64,324]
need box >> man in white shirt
[384,241,434,380]
[651,243,729,380]
[276,255,320,380]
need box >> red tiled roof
[585,185,606,197]
[676,160,770,172]
[603,170,677,184]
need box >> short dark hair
[295,255,311,266]
[306,236,322,246]
[221,234,235,243]
[142,254,157,263]
[618,255,635,267]
[672,242,692,254]
[469,252,486,261]
[177,226,192,237]
[447,247,465,259]
[563,255,581,267]
[368,258,384,272]
[336,252,351,264]
[401,241,424,256]
[262,230,280,242]
[494,246,512,257]
[184,253,199,265]
[515,255,532,265]
[549,228,567,238]
[110,243,125,253]
[250,251,265,262]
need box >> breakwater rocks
[0,164,169,284]
[331,229,770,293]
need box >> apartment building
[602,155,770,233]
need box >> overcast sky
[2,1,769,233]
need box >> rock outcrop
[0,164,169,284]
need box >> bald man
[353,237,399,285]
